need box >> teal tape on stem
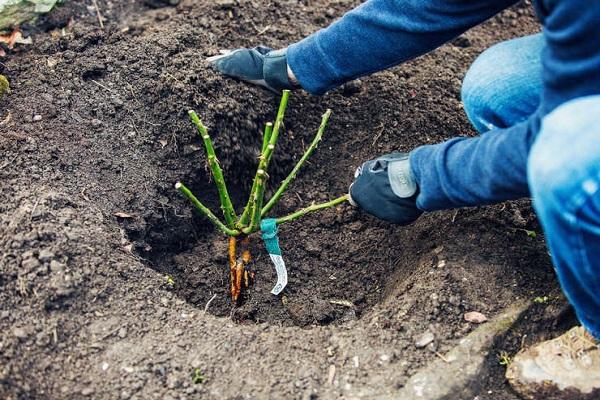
[260,218,282,256]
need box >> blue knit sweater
[288,0,600,210]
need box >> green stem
[237,90,290,229]
[241,170,267,235]
[188,110,237,228]
[175,182,240,237]
[264,90,290,165]
[261,122,273,155]
[262,109,331,217]
[276,194,349,225]
[238,122,273,228]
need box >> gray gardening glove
[349,152,423,225]
[207,46,298,93]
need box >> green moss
[0,75,10,99]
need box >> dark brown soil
[0,1,570,399]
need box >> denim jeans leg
[462,33,544,133]
[528,95,600,339]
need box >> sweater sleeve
[409,0,600,211]
[287,0,517,95]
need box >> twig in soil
[434,351,450,363]
[204,293,218,314]
[164,71,183,85]
[176,91,349,302]
[30,198,41,221]
[451,209,459,223]
[92,0,105,29]
[91,79,113,93]
[329,299,355,308]
[250,21,271,35]
[371,123,385,146]
[80,187,91,202]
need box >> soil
[0,1,573,399]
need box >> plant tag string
[260,218,288,295]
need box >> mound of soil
[1,1,569,399]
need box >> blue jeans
[462,33,600,338]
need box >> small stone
[21,257,40,273]
[448,295,461,306]
[347,221,363,232]
[35,331,49,346]
[65,230,81,241]
[464,311,488,324]
[304,241,320,256]
[91,119,102,128]
[118,327,128,338]
[112,97,124,108]
[13,327,28,340]
[167,376,181,389]
[81,387,95,396]
[342,80,362,96]
[415,331,435,348]
[427,341,438,352]
[38,249,55,262]
[50,260,65,272]
[452,36,472,48]
[32,114,42,122]
[154,365,166,376]
[215,0,235,8]
[121,366,134,374]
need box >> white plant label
[269,254,288,295]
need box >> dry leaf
[114,211,134,218]
[0,28,31,49]
[47,57,59,69]
[464,311,487,324]
[0,112,11,125]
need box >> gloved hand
[207,46,298,93]
[349,152,423,225]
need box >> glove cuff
[263,48,295,92]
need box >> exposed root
[230,236,253,303]
[228,237,237,300]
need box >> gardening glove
[349,152,423,225]
[207,46,298,93]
